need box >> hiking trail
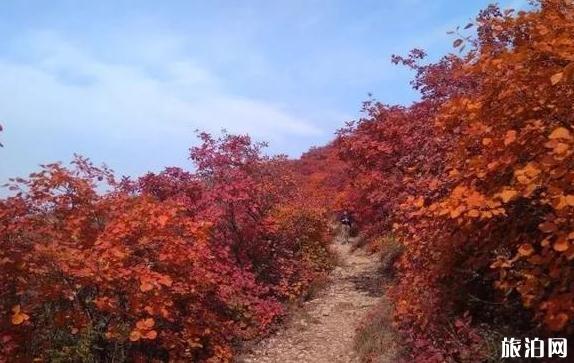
[237,238,384,363]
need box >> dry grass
[328,242,346,266]
[354,298,402,363]
[353,235,404,362]
[377,234,404,274]
[349,234,367,252]
[303,274,332,301]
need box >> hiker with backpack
[339,210,355,244]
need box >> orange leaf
[11,311,30,325]
[481,210,493,219]
[129,330,141,342]
[504,130,517,146]
[450,206,464,218]
[140,281,154,292]
[158,215,170,227]
[518,243,534,257]
[550,72,563,85]
[144,330,158,340]
[10,305,29,325]
[499,189,517,203]
[551,143,569,155]
[522,163,541,178]
[143,318,155,329]
[549,127,571,140]
[413,197,424,208]
[553,238,569,252]
[136,317,155,331]
[467,209,480,218]
[158,275,173,287]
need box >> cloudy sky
[0,0,527,184]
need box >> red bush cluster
[3,1,574,361]
[0,133,333,362]
[337,1,574,360]
[288,145,351,212]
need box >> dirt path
[237,241,383,363]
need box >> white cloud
[0,31,323,181]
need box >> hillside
[2,1,574,362]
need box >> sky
[0,0,528,185]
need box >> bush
[376,235,404,274]
[354,299,402,362]
[338,1,574,360]
[0,133,333,362]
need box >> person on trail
[340,210,354,227]
[339,210,354,244]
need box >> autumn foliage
[337,0,574,361]
[3,1,574,361]
[288,145,351,212]
[0,133,333,362]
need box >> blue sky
[0,0,527,184]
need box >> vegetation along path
[238,240,385,363]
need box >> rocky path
[237,241,383,363]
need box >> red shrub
[337,1,574,360]
[0,133,332,362]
